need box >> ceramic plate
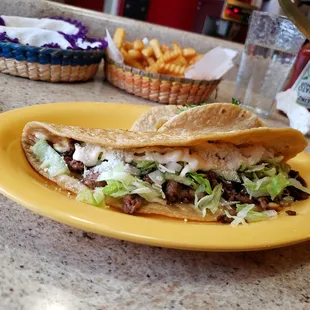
[1,102,310,252]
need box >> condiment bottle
[277,42,310,115]
[284,42,310,91]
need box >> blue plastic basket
[0,41,105,82]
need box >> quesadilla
[22,115,310,226]
[131,102,266,133]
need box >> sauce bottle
[284,42,310,91]
[278,42,310,115]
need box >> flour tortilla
[131,103,266,133]
[21,120,307,221]
[131,105,182,132]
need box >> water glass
[233,11,305,116]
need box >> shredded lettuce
[131,180,165,202]
[98,164,164,202]
[225,204,254,227]
[242,170,310,200]
[196,184,222,216]
[239,157,290,180]
[77,188,104,206]
[165,173,196,188]
[232,98,241,105]
[244,164,267,173]
[135,160,157,174]
[236,204,277,224]
[265,156,284,165]
[266,173,290,200]
[289,178,310,194]
[187,172,212,194]
[242,175,270,197]
[103,180,129,197]
[148,170,165,185]
[215,170,241,182]
[93,187,105,205]
[227,203,277,227]
[242,174,289,200]
[245,211,268,223]
[31,139,69,177]
[263,167,277,177]
[194,184,205,207]
[97,164,135,186]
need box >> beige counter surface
[1,72,310,310]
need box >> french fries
[149,39,163,59]
[161,44,171,53]
[112,27,204,77]
[128,49,142,59]
[113,28,126,49]
[133,40,144,51]
[123,41,133,51]
[183,47,197,59]
[158,63,186,76]
[141,47,154,58]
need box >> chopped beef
[143,174,153,184]
[62,139,76,157]
[288,170,309,200]
[164,180,181,203]
[257,197,269,211]
[289,170,307,187]
[82,171,107,189]
[163,180,195,204]
[123,194,143,214]
[235,188,253,204]
[222,182,236,202]
[287,186,309,201]
[217,208,236,223]
[64,156,84,173]
[179,187,195,203]
[204,170,218,188]
[286,210,297,216]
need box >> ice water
[234,43,297,116]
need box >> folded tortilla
[22,113,307,222]
[131,103,266,133]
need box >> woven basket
[0,41,105,82]
[105,57,221,105]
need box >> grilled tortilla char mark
[123,194,144,214]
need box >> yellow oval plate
[1,102,310,252]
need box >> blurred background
[52,0,295,44]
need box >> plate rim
[1,102,310,252]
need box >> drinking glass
[233,11,306,116]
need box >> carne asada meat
[164,180,195,204]
[82,171,107,189]
[123,194,143,214]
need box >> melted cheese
[125,149,203,176]
[73,143,102,167]
[53,140,71,153]
[71,142,274,177]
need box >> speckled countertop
[1,1,310,310]
[1,71,310,310]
